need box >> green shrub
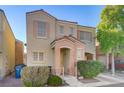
[77,60,104,78]
[47,75,63,86]
[21,66,50,87]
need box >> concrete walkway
[62,75,84,87]
[0,75,23,87]
[62,73,124,87]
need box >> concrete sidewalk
[62,73,124,87]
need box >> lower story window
[33,52,44,62]
[39,52,44,61]
[33,52,38,61]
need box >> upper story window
[70,27,74,35]
[80,31,92,42]
[59,25,64,34]
[33,21,48,38]
[37,21,47,37]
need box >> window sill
[32,61,46,64]
[59,33,64,36]
[80,40,92,43]
[36,36,47,39]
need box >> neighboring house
[96,41,124,70]
[96,43,110,70]
[26,9,96,76]
[15,39,24,65]
[0,9,15,79]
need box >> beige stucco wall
[0,11,15,79]
[56,21,77,39]
[26,10,96,68]
[77,25,96,58]
[27,11,56,66]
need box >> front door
[60,48,70,75]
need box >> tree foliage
[97,5,124,54]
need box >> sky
[0,5,105,44]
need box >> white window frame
[59,25,64,35]
[70,27,74,35]
[36,21,47,38]
[33,52,38,61]
[39,52,44,61]
[80,31,92,42]
[33,52,44,62]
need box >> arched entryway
[60,48,70,75]
[51,36,85,76]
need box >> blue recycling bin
[15,64,25,79]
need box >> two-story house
[26,9,96,76]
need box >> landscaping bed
[21,66,69,87]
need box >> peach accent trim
[53,37,85,76]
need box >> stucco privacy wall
[27,11,56,66]
[0,10,15,79]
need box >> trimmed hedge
[47,75,63,86]
[77,60,104,78]
[21,66,50,87]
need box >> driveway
[0,75,23,87]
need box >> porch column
[69,49,75,75]
[54,46,61,75]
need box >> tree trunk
[111,53,115,75]
[106,53,109,70]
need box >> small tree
[97,5,124,75]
